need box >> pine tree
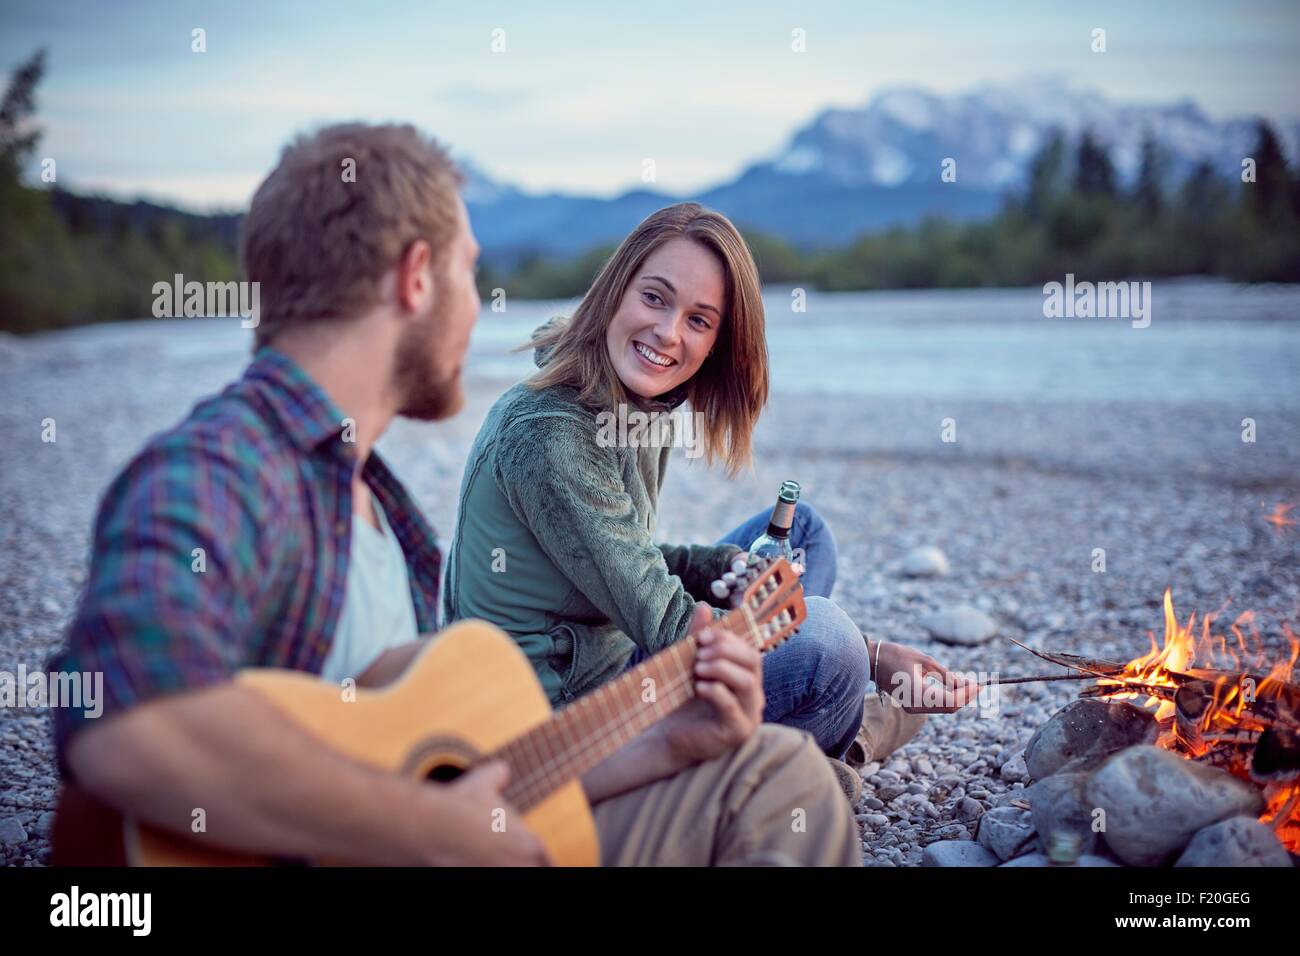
[0,49,45,185]
[1074,129,1116,197]
[1134,131,1166,217]
[1247,119,1291,223]
[1180,160,1228,216]
[1026,129,1067,219]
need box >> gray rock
[1175,816,1293,868]
[34,811,56,835]
[1086,746,1266,867]
[0,817,28,845]
[959,797,985,821]
[998,852,1049,866]
[902,546,950,578]
[1025,699,1158,781]
[976,805,1037,861]
[921,840,999,867]
[1027,772,1100,856]
[999,853,1119,867]
[919,606,997,646]
[999,750,1029,782]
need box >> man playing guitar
[47,122,862,866]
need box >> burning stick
[1174,679,1212,756]
[1202,730,1264,747]
[1002,637,1127,677]
[1078,681,1178,701]
[1004,635,1300,719]
[1192,748,1249,771]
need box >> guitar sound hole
[425,763,465,784]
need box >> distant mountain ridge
[465,77,1300,259]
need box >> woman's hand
[872,640,980,714]
[658,603,765,765]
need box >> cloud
[433,85,532,110]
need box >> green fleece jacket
[442,321,740,705]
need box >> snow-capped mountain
[765,76,1299,190]
[465,78,1300,259]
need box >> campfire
[1016,589,1300,854]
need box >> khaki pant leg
[591,724,861,866]
[844,691,929,769]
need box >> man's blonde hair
[243,122,463,347]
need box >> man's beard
[393,312,462,422]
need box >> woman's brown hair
[528,202,768,475]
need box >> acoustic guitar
[52,556,805,866]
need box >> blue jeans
[627,502,870,756]
[716,502,870,758]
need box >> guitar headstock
[713,554,806,654]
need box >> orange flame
[1264,502,1297,532]
[1096,590,1300,853]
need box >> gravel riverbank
[2,326,1298,866]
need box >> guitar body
[54,557,806,868]
[53,621,599,866]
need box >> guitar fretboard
[492,609,757,812]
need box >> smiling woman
[526,202,768,475]
[441,202,939,780]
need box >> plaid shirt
[48,347,443,773]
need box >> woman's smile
[631,339,678,370]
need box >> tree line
[488,125,1300,298]
[0,51,242,333]
[2,49,1297,334]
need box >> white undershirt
[320,489,420,684]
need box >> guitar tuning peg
[721,571,737,587]
[730,556,749,576]
[710,579,731,600]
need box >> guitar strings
[496,582,792,808]
[504,642,699,807]
[505,660,698,809]
[509,671,695,809]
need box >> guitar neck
[492,608,756,812]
